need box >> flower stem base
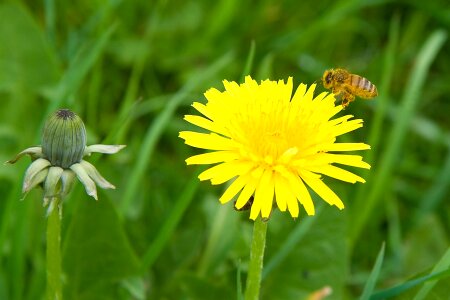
[244,217,268,300]
[46,197,62,300]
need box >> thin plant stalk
[46,197,62,300]
[244,217,268,300]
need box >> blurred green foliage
[0,0,449,299]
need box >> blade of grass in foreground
[370,268,450,300]
[107,0,168,145]
[412,148,450,225]
[196,199,239,276]
[120,52,234,216]
[413,247,450,300]
[42,23,117,124]
[360,243,385,300]
[350,29,447,246]
[140,169,200,271]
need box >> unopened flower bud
[42,109,86,169]
[7,108,125,206]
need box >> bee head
[322,69,334,88]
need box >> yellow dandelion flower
[179,76,370,220]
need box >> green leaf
[63,195,140,300]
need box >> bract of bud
[42,109,86,169]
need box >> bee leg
[331,87,342,97]
[331,88,343,105]
[341,92,355,108]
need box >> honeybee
[322,68,378,107]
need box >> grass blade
[370,268,450,300]
[120,52,233,215]
[43,23,117,115]
[413,247,450,300]
[240,40,256,82]
[237,259,243,300]
[140,170,200,271]
[350,29,447,244]
[360,243,385,300]
[262,206,322,280]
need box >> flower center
[56,109,76,120]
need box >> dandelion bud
[42,109,86,169]
[7,108,125,205]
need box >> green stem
[46,197,62,300]
[244,217,268,300]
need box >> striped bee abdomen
[350,75,377,98]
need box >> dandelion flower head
[179,76,370,220]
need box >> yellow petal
[255,170,275,219]
[304,84,317,102]
[235,177,258,210]
[328,114,353,126]
[249,196,262,220]
[323,143,371,152]
[308,164,366,183]
[284,171,314,215]
[186,151,239,165]
[322,154,371,169]
[312,92,329,105]
[223,80,240,93]
[219,174,249,204]
[334,119,364,136]
[300,170,344,209]
[192,102,212,120]
[210,164,254,185]
[274,174,291,212]
[280,77,293,103]
[179,132,235,150]
[291,83,307,104]
[328,104,343,118]
[199,161,253,184]
[184,115,224,134]
[275,174,299,214]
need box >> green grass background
[0,0,449,299]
